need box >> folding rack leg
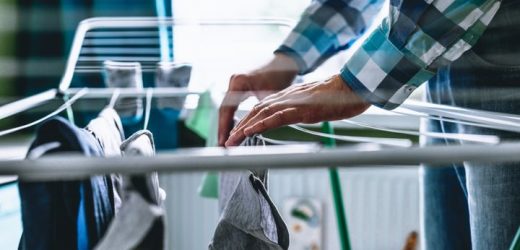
[321,122,352,250]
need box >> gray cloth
[103,60,144,121]
[119,130,165,205]
[94,192,163,250]
[86,108,125,213]
[210,136,289,250]
[155,62,192,110]
[85,108,125,157]
[95,130,166,250]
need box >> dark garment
[421,1,520,249]
[85,108,125,213]
[18,117,114,250]
[210,136,289,250]
[95,130,166,250]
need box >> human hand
[224,74,371,146]
[218,53,299,146]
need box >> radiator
[160,167,420,250]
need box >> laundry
[95,130,166,250]
[211,171,289,250]
[155,62,192,110]
[18,117,115,250]
[85,108,125,213]
[210,136,289,250]
[103,60,144,124]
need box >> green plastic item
[510,226,520,250]
[198,172,219,198]
[185,91,220,199]
[185,91,217,140]
[321,122,352,250]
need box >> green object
[185,91,220,199]
[185,91,216,140]
[510,226,520,250]
[198,172,219,198]
[321,122,352,250]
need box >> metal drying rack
[1,17,520,250]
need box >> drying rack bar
[0,90,58,121]
[59,17,295,92]
[65,87,202,98]
[5,142,520,181]
[0,87,203,122]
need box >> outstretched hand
[218,54,299,146]
[224,75,371,146]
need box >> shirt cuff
[339,24,435,110]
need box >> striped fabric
[277,0,502,109]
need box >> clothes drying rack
[1,17,520,249]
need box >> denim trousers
[421,1,520,249]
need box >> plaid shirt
[276,0,502,109]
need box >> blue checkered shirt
[276,0,502,109]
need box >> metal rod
[65,87,202,98]
[290,124,412,147]
[0,88,89,137]
[339,119,500,144]
[6,142,520,181]
[0,89,57,120]
[406,100,520,123]
[58,17,294,92]
[402,102,520,132]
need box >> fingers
[225,85,309,146]
[231,102,282,137]
[244,108,300,136]
[225,105,300,147]
[218,75,252,146]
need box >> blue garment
[421,1,520,249]
[18,117,114,250]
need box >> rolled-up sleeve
[275,0,386,74]
[340,0,502,109]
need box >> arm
[225,0,503,146]
[218,0,384,146]
[341,0,502,109]
[276,0,386,74]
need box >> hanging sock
[103,60,144,125]
[155,62,192,111]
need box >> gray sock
[155,62,192,110]
[103,60,144,121]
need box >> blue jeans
[421,1,520,249]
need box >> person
[218,0,520,249]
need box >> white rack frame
[0,17,519,180]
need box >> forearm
[276,0,386,75]
[341,0,502,110]
[253,53,299,84]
